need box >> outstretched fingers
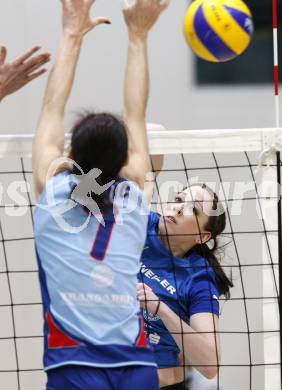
[90,16,111,28]
[122,0,170,33]
[0,45,50,99]
[61,0,110,36]
[13,46,42,66]
[21,53,51,73]
[159,0,170,10]
[122,0,170,11]
[61,0,96,7]
[0,46,7,65]
[27,68,48,82]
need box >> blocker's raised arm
[121,0,170,189]
[32,0,109,199]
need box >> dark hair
[70,112,128,214]
[186,183,233,299]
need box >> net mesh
[0,131,281,390]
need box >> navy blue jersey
[138,212,220,368]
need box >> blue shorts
[46,364,159,390]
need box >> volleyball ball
[184,0,254,62]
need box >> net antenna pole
[277,149,282,389]
[272,0,281,387]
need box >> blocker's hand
[0,45,50,101]
[137,283,160,315]
[123,0,170,36]
[61,0,110,37]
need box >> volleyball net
[0,128,281,390]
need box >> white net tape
[0,127,282,158]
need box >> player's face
[159,186,212,246]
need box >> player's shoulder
[113,178,149,217]
[36,170,72,205]
[181,251,219,302]
[114,177,147,200]
[43,170,71,189]
[186,251,216,281]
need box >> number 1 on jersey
[90,213,115,261]
[90,183,130,261]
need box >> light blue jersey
[34,171,156,371]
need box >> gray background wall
[0,0,279,134]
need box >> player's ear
[196,232,211,245]
[203,232,212,244]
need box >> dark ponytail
[70,112,128,214]
[188,184,233,299]
[193,243,233,299]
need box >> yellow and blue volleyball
[184,0,254,62]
